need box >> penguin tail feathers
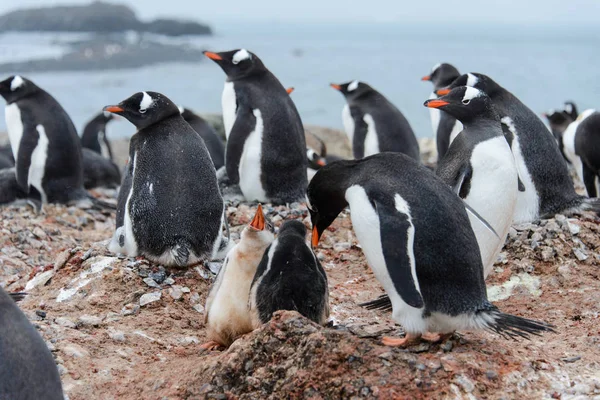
[359,294,393,312]
[479,306,556,340]
[171,238,191,267]
[9,292,27,302]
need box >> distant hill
[0,1,212,37]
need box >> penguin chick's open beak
[436,88,451,96]
[203,51,222,61]
[286,87,295,95]
[424,99,450,109]
[421,75,431,81]
[330,83,342,90]
[103,105,124,114]
[311,225,320,247]
[250,204,265,231]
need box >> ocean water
[0,22,599,140]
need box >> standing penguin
[203,205,274,349]
[426,87,518,278]
[0,75,86,208]
[421,63,462,159]
[562,110,600,197]
[544,109,575,163]
[249,219,329,327]
[179,107,225,170]
[80,111,115,160]
[204,49,308,204]
[308,153,553,346]
[0,287,64,399]
[330,81,420,161]
[105,91,227,267]
[439,73,599,222]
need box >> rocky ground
[1,134,599,399]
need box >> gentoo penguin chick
[203,205,274,349]
[82,148,121,189]
[0,75,87,209]
[439,73,599,222]
[105,91,228,267]
[0,287,63,399]
[331,81,420,161]
[421,63,462,159]
[308,153,554,346]
[426,87,518,278]
[204,49,308,204]
[179,107,225,170]
[249,220,329,326]
[80,111,115,160]
[562,109,600,197]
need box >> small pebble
[140,292,162,307]
[143,277,160,288]
[35,310,47,319]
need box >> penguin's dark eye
[462,99,471,105]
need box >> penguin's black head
[203,49,267,80]
[436,73,499,98]
[0,75,39,104]
[543,109,570,126]
[424,86,497,123]
[421,63,460,89]
[306,148,327,170]
[330,80,373,101]
[278,219,307,238]
[103,91,180,130]
[563,101,579,120]
[307,160,354,247]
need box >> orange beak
[436,88,451,96]
[286,87,295,95]
[250,204,265,231]
[316,158,326,167]
[421,75,431,81]
[330,83,341,90]
[311,225,320,247]
[103,105,124,113]
[203,51,222,61]
[425,99,450,109]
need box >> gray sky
[0,0,599,25]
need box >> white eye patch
[306,148,318,160]
[466,73,479,87]
[347,80,359,92]
[10,75,24,91]
[177,105,184,114]
[564,104,573,114]
[232,49,251,64]
[139,91,154,113]
[462,87,483,102]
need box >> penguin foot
[381,333,421,347]
[200,341,224,351]
[421,332,453,343]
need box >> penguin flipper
[14,123,38,192]
[351,107,367,159]
[225,107,256,184]
[452,163,472,198]
[373,198,424,309]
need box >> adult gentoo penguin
[0,287,63,399]
[439,73,599,222]
[203,205,274,349]
[204,49,308,203]
[544,109,574,162]
[562,110,600,197]
[0,75,86,208]
[426,87,518,278]
[105,91,228,267]
[330,81,420,161]
[421,63,462,159]
[249,219,329,327]
[80,111,115,160]
[179,107,225,170]
[308,153,553,346]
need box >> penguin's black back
[181,110,225,170]
[127,114,223,258]
[351,91,420,161]
[252,220,328,324]
[0,288,63,399]
[233,72,308,202]
[575,112,600,172]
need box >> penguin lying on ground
[204,49,308,204]
[421,63,462,159]
[179,107,225,170]
[80,111,115,160]
[306,132,343,181]
[105,91,228,267]
[0,287,64,400]
[331,81,420,161]
[81,148,121,189]
[308,153,554,346]
[562,109,600,197]
[203,205,274,349]
[0,75,91,210]
[439,73,600,222]
[427,87,518,278]
[249,219,329,327]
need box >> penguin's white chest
[428,92,441,136]
[563,110,596,184]
[363,114,380,157]
[448,120,464,146]
[108,152,138,256]
[98,131,110,159]
[466,137,518,277]
[342,104,355,144]
[345,185,426,334]
[239,109,267,202]
[28,125,50,203]
[222,81,237,140]
[5,103,23,161]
